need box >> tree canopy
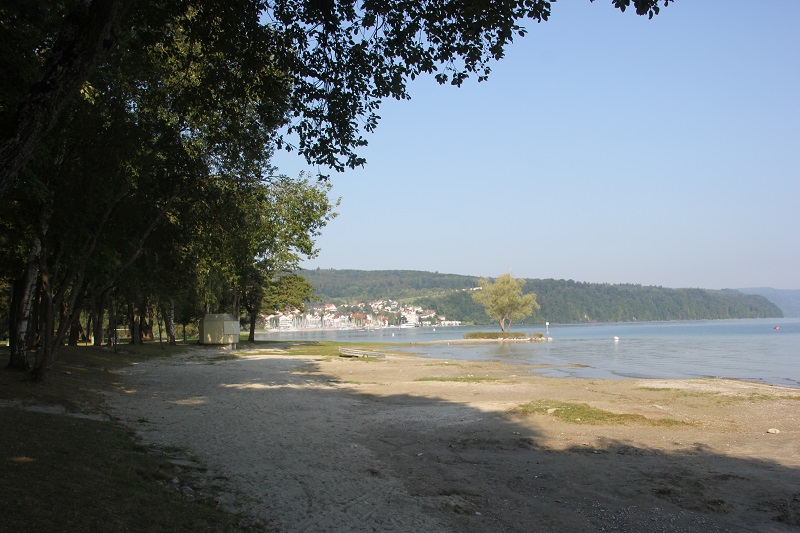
[1,0,673,380]
[0,0,673,196]
[472,274,539,331]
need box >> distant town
[262,299,461,330]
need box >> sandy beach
[107,345,800,532]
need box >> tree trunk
[0,0,130,197]
[68,321,81,345]
[161,303,176,345]
[141,301,153,341]
[34,271,55,383]
[7,234,43,370]
[249,312,257,342]
[106,293,116,347]
[92,292,105,346]
[85,312,92,344]
[232,285,240,319]
[128,302,139,344]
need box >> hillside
[737,287,800,318]
[299,269,478,301]
[298,269,783,324]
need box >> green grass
[511,400,689,427]
[0,343,246,532]
[635,387,720,398]
[635,387,800,403]
[237,340,381,357]
[415,376,503,383]
[236,340,402,359]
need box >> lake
[255,318,800,388]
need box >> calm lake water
[256,318,800,388]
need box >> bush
[464,331,528,340]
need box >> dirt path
[107,347,800,532]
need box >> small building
[199,313,240,345]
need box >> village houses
[261,299,460,330]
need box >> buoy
[774,326,780,330]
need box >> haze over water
[259,318,800,388]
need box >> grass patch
[511,400,688,427]
[635,387,799,403]
[415,376,502,383]
[0,343,246,532]
[635,387,721,399]
[237,340,374,358]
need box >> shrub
[464,331,527,340]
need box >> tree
[472,274,539,332]
[262,274,315,312]
[0,0,674,196]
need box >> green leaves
[472,273,540,332]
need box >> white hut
[199,314,240,346]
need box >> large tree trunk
[128,302,140,344]
[106,293,116,347]
[33,269,55,383]
[91,291,105,346]
[68,321,81,345]
[0,0,130,197]
[232,285,240,319]
[8,263,39,370]
[161,303,176,345]
[8,218,48,370]
[141,301,153,341]
[249,312,257,342]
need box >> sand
[107,345,800,532]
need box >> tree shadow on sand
[114,351,800,533]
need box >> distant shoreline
[421,337,553,345]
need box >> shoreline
[413,336,553,345]
[107,347,800,532]
[253,318,800,390]
[378,344,800,390]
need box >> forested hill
[736,288,800,318]
[299,269,478,301]
[298,269,783,324]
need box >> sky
[272,1,800,290]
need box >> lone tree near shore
[473,274,539,332]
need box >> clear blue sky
[273,1,800,290]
